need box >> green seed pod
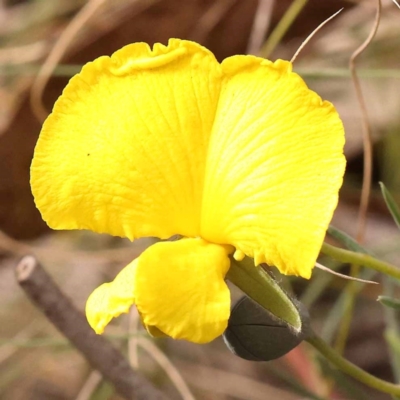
[223,296,311,361]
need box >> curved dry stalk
[75,370,103,400]
[314,262,377,284]
[391,0,400,10]
[127,295,193,399]
[290,8,343,63]
[0,229,139,266]
[351,0,381,242]
[128,308,140,369]
[333,0,381,357]
[139,337,196,400]
[30,0,108,123]
[0,41,48,64]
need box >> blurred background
[1,0,400,399]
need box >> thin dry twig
[129,309,195,399]
[30,0,108,123]
[333,0,382,356]
[75,370,103,400]
[138,337,196,400]
[315,262,378,284]
[351,0,381,243]
[15,255,168,400]
[29,0,159,123]
[391,0,400,10]
[176,360,296,400]
[290,8,343,63]
[0,41,48,64]
[128,308,140,370]
[0,229,140,266]
[246,0,275,55]
[0,320,40,365]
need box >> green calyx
[226,256,309,335]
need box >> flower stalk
[321,242,400,281]
[307,334,400,396]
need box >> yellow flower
[31,39,345,344]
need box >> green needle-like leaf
[327,225,371,254]
[380,182,400,231]
[378,295,400,310]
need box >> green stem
[321,242,400,280]
[307,334,400,395]
[333,282,357,355]
[0,64,82,77]
[383,277,400,382]
[260,0,308,58]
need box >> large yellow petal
[31,39,222,240]
[135,239,232,343]
[86,259,137,334]
[201,57,345,279]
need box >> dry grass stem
[128,308,140,370]
[315,262,378,284]
[74,370,103,400]
[176,361,297,400]
[0,229,139,266]
[139,337,196,400]
[290,8,343,63]
[351,0,382,243]
[391,0,400,9]
[30,0,108,123]
[0,41,48,64]
[0,320,40,365]
[246,0,275,55]
[333,0,383,357]
[260,0,308,58]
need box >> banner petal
[31,39,222,240]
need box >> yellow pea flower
[31,39,345,344]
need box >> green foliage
[378,295,400,310]
[227,257,307,333]
[380,182,400,230]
